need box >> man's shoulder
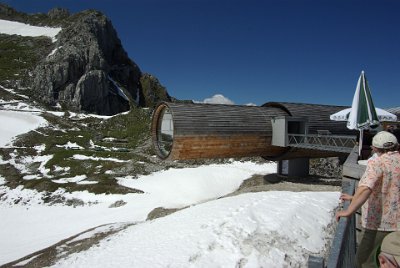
[367,155,381,165]
[383,151,400,158]
[381,151,400,163]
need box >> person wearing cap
[336,131,400,268]
[377,231,400,267]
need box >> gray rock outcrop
[140,73,173,108]
[32,10,140,115]
[0,4,173,114]
[47,8,70,19]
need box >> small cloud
[245,103,257,106]
[202,94,234,105]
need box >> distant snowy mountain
[203,94,235,105]
[387,107,400,118]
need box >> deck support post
[278,158,309,177]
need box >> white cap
[372,131,398,149]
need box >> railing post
[308,256,325,268]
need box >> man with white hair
[336,131,400,268]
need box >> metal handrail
[308,180,357,268]
[326,180,357,268]
[288,134,357,153]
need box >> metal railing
[326,180,357,268]
[308,180,357,268]
[288,134,357,153]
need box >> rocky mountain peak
[32,10,142,115]
[47,8,70,19]
[1,4,172,115]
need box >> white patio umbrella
[330,71,396,155]
[330,107,397,122]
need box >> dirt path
[232,173,341,195]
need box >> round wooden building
[151,101,355,161]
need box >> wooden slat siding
[264,102,354,135]
[172,135,277,159]
[171,135,346,160]
[152,102,289,160]
[152,102,354,160]
[165,102,286,136]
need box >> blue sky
[3,0,400,107]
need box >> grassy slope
[0,34,54,84]
[0,107,154,195]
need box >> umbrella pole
[358,129,363,157]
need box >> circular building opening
[156,106,174,158]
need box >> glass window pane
[157,107,174,157]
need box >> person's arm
[336,186,372,221]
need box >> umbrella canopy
[330,71,394,156]
[330,107,397,122]
[346,71,380,130]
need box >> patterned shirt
[359,151,400,231]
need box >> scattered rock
[310,157,343,178]
[146,207,183,221]
[109,200,127,208]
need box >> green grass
[0,34,54,83]
[140,75,170,108]
[95,108,152,147]
[1,108,154,195]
